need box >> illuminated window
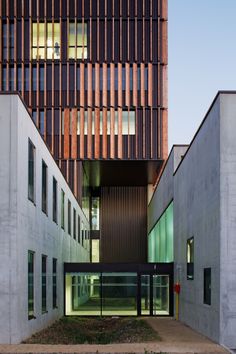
[92,239,100,263]
[68,22,87,59]
[187,237,194,280]
[148,202,173,263]
[91,198,100,231]
[32,23,60,59]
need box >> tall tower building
[0,0,168,263]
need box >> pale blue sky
[168,0,236,150]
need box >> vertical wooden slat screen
[80,107,85,159]
[140,63,145,107]
[94,107,100,158]
[64,108,70,159]
[71,108,77,159]
[87,107,92,158]
[0,0,168,183]
[118,107,122,158]
[102,107,107,158]
[125,63,130,107]
[133,63,137,107]
[110,107,115,158]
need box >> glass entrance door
[141,275,150,315]
[153,275,169,315]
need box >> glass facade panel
[91,239,100,263]
[153,275,169,315]
[91,197,100,230]
[141,275,150,315]
[65,273,101,316]
[65,271,172,317]
[148,202,174,263]
[102,273,137,316]
[68,22,87,59]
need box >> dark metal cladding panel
[100,186,147,263]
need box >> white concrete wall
[0,95,90,344]
[219,94,236,349]
[174,97,221,343]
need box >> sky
[168,0,236,150]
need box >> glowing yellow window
[32,23,60,60]
[68,22,87,60]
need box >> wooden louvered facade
[0,0,168,166]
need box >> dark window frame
[61,189,65,230]
[28,250,35,320]
[187,237,194,280]
[28,139,36,204]
[68,200,71,235]
[73,208,76,240]
[204,268,211,306]
[41,160,48,215]
[41,255,47,314]
[53,258,57,309]
[52,177,58,224]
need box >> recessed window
[61,189,65,230]
[28,251,34,320]
[52,177,58,223]
[32,23,60,59]
[28,139,35,204]
[187,237,194,280]
[68,200,71,235]
[78,215,81,243]
[42,160,48,214]
[42,255,47,313]
[53,258,57,309]
[68,22,87,59]
[204,268,211,305]
[73,208,76,240]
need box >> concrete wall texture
[0,95,90,344]
[148,92,236,349]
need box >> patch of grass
[23,317,161,344]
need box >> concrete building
[148,92,236,349]
[0,93,90,344]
